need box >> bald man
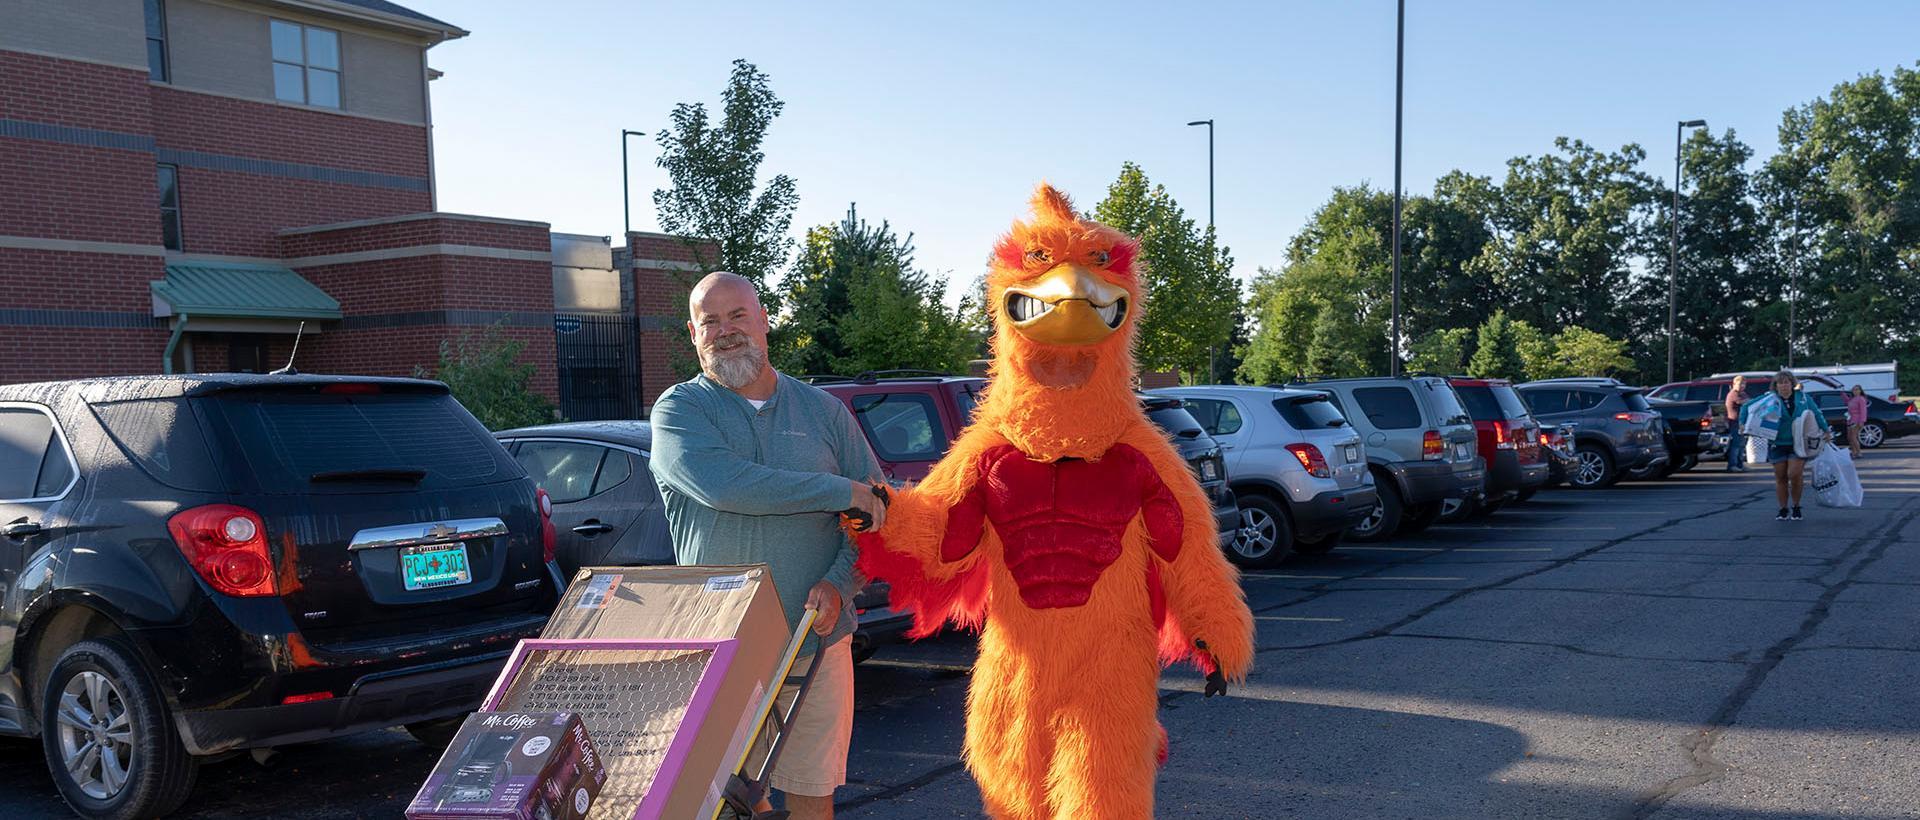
[647,272,885,819]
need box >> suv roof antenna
[270,321,305,376]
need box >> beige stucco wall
[162,0,427,124]
[0,0,150,70]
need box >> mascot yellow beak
[1003,265,1130,346]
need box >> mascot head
[985,184,1143,392]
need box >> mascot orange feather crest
[858,184,1255,819]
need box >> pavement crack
[1623,500,1920,820]
[1390,632,1749,665]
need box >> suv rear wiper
[309,467,427,484]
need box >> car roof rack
[800,369,961,386]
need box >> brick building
[1,0,560,400]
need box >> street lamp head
[1187,120,1212,127]
[1680,119,1707,128]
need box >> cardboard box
[406,711,606,820]
[530,565,792,819]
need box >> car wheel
[1227,494,1294,568]
[405,716,467,748]
[1399,502,1443,534]
[1571,445,1616,488]
[1859,422,1885,449]
[40,637,197,820]
[1347,482,1402,542]
[1293,530,1342,557]
[1436,496,1478,523]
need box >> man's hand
[843,479,890,532]
[805,581,842,636]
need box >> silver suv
[1148,386,1379,567]
[1286,376,1485,540]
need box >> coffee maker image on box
[436,730,520,804]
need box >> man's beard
[700,332,767,389]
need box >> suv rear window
[852,392,945,461]
[90,397,223,492]
[1454,384,1531,421]
[1421,380,1473,425]
[202,391,509,493]
[1274,395,1346,429]
[1353,387,1421,429]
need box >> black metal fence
[554,313,641,421]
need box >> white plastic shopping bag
[1810,443,1864,508]
[1743,433,1770,465]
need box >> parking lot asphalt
[4,442,1917,819]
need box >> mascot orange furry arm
[856,184,1255,819]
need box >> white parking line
[1254,615,1345,622]
[1242,573,1468,582]
[1339,546,1554,553]
[1432,525,1617,531]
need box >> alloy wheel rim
[56,671,134,801]
[1575,451,1605,486]
[1355,504,1385,535]
[1861,425,1883,447]
[1440,498,1463,518]
[1234,508,1276,559]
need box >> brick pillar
[627,232,713,411]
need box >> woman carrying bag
[1739,370,1830,521]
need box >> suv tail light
[168,504,276,597]
[1285,443,1331,478]
[536,488,557,565]
[1614,411,1654,424]
[1422,430,1445,460]
[1698,416,1712,430]
[1491,421,1514,450]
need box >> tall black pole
[1207,121,1215,229]
[1669,124,1680,383]
[1390,0,1404,376]
[621,129,645,236]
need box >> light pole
[1668,118,1707,383]
[1186,119,1214,229]
[621,129,646,237]
[1188,119,1215,381]
[1390,0,1405,376]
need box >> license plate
[401,543,472,591]
[1344,444,1359,463]
[1454,443,1471,460]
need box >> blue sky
[409,1,1919,298]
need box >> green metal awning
[151,262,342,321]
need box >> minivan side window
[0,406,76,500]
[1353,387,1421,429]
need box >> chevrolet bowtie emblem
[426,523,457,540]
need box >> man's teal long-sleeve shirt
[648,373,881,654]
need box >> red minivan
[1446,377,1550,511]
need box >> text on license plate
[1343,444,1359,463]
[401,543,472,591]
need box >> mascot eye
[1093,250,1111,266]
[1025,248,1050,264]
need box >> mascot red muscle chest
[857,184,1255,819]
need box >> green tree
[1469,310,1526,379]
[652,59,799,312]
[775,205,973,376]
[1407,327,1471,375]
[1514,319,1560,380]
[417,324,554,430]
[1552,325,1634,377]
[1092,162,1238,380]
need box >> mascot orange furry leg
[858,185,1255,819]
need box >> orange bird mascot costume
[856,184,1254,819]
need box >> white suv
[1148,386,1379,567]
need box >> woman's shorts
[1768,443,1801,462]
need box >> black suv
[1515,378,1669,488]
[0,375,561,819]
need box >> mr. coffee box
[406,711,606,820]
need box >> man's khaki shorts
[747,636,854,797]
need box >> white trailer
[1791,362,1900,400]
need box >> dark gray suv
[1515,378,1668,489]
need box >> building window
[158,164,182,250]
[270,19,340,108]
[145,0,169,81]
